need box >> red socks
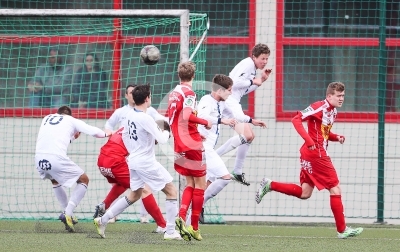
[330,195,346,233]
[142,194,166,228]
[270,182,347,233]
[271,181,302,198]
[179,186,194,220]
[191,188,204,231]
[103,184,127,209]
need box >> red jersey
[99,128,129,159]
[297,99,338,157]
[168,84,203,152]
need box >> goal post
[0,9,224,223]
[0,9,191,63]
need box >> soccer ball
[140,45,160,65]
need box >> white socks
[52,184,68,211]
[65,183,87,216]
[233,143,250,174]
[101,196,132,224]
[216,134,246,156]
[204,178,231,204]
[165,199,178,235]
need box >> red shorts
[174,149,206,177]
[299,155,339,190]
[97,153,130,188]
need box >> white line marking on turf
[210,233,400,241]
[221,224,400,231]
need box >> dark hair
[125,84,137,94]
[83,52,101,72]
[132,84,151,105]
[57,106,72,116]
[252,43,270,57]
[212,74,233,91]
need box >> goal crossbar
[0,9,190,62]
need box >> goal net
[0,9,224,223]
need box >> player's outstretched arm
[291,114,315,148]
[69,132,81,143]
[221,118,237,127]
[74,118,112,138]
[147,106,168,123]
[250,119,267,128]
[182,107,210,128]
[146,117,170,145]
[328,132,345,144]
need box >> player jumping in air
[196,74,239,224]
[168,61,212,241]
[94,84,182,240]
[255,81,364,239]
[35,106,112,232]
[216,43,270,186]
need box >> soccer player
[105,84,167,130]
[95,126,168,233]
[255,82,364,239]
[94,84,182,240]
[97,84,167,224]
[216,43,270,186]
[197,74,238,224]
[168,61,212,241]
[35,106,112,232]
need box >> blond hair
[177,61,196,82]
[326,81,345,96]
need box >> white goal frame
[0,9,191,62]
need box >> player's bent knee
[162,183,177,198]
[141,189,151,198]
[128,189,142,202]
[243,127,254,142]
[77,173,89,185]
[250,131,255,140]
[244,134,254,142]
[50,179,59,185]
[300,194,312,200]
[329,185,341,195]
[300,184,313,199]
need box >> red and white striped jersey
[299,99,338,157]
[168,84,203,152]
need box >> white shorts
[128,161,173,192]
[35,154,84,188]
[204,143,230,182]
[224,97,248,123]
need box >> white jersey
[122,108,170,169]
[147,106,168,122]
[105,104,167,130]
[197,94,235,148]
[229,57,258,103]
[35,113,106,156]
